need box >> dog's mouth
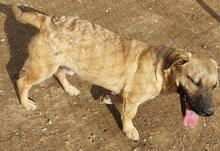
[178,86,199,127]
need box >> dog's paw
[22,99,37,110]
[124,127,140,141]
[65,86,81,96]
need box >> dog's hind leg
[54,67,81,96]
[17,58,59,110]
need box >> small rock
[202,44,207,49]
[46,119,52,125]
[55,114,59,119]
[0,89,5,93]
[88,133,95,143]
[0,38,5,42]
[105,7,111,13]
[88,137,94,143]
[42,128,47,132]
[91,133,95,139]
[65,141,70,145]
[40,136,47,142]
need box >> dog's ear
[164,49,192,70]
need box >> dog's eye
[212,83,217,89]
[187,76,201,87]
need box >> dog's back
[12,5,150,93]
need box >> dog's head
[164,49,218,117]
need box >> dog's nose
[203,107,214,116]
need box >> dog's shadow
[0,3,42,98]
[91,85,123,130]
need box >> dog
[12,4,218,141]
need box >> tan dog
[12,5,218,141]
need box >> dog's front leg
[121,98,140,141]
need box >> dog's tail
[11,4,48,29]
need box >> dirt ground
[0,0,220,150]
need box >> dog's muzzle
[178,85,214,117]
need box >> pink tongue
[184,107,199,127]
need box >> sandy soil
[0,0,220,150]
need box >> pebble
[55,114,59,119]
[16,131,19,135]
[0,38,5,42]
[88,137,94,143]
[42,127,47,132]
[88,133,95,143]
[40,136,46,142]
[202,44,207,49]
[91,133,95,138]
[46,119,52,125]
[65,141,70,145]
[105,7,111,13]
[0,89,5,93]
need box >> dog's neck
[150,45,178,93]
[162,68,178,93]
